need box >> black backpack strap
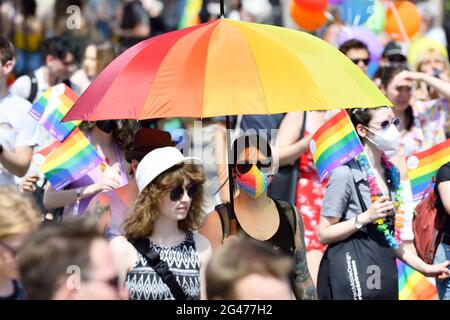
[354,180,368,213]
[215,203,230,240]
[26,72,38,103]
[129,238,189,300]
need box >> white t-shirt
[0,93,39,185]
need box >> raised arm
[276,112,311,167]
[43,175,120,209]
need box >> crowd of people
[0,0,450,301]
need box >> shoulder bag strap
[27,72,38,103]
[354,180,368,213]
[215,203,230,240]
[130,238,188,300]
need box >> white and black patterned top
[125,232,200,300]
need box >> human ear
[356,123,368,138]
[130,159,139,175]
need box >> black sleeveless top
[235,201,296,256]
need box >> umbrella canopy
[64,18,391,122]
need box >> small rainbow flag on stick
[28,84,80,142]
[178,0,203,29]
[32,128,103,190]
[407,139,450,202]
[397,260,437,300]
[310,110,364,182]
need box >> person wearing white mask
[316,107,450,300]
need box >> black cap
[382,41,407,63]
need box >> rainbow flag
[34,128,103,190]
[178,0,203,29]
[310,110,364,182]
[28,84,81,142]
[407,139,450,202]
[397,260,437,300]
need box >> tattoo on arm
[291,213,318,300]
[88,200,110,222]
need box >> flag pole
[389,1,410,44]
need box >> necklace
[357,153,404,249]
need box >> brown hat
[125,128,175,163]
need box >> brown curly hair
[79,120,141,151]
[123,164,205,239]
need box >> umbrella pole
[225,116,237,235]
[220,0,225,18]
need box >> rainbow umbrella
[64,22,390,122]
[64,4,391,222]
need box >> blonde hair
[123,164,205,239]
[0,186,40,240]
[415,48,450,73]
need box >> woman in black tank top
[235,199,296,256]
[200,133,317,300]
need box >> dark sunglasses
[235,161,271,175]
[0,240,18,256]
[351,58,370,66]
[388,55,407,63]
[169,184,199,202]
[373,118,401,129]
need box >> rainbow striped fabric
[235,165,272,198]
[397,260,437,300]
[407,139,450,202]
[28,84,80,142]
[310,110,364,181]
[178,0,203,29]
[33,128,103,190]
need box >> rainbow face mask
[235,165,272,199]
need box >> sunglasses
[388,55,407,63]
[235,161,271,175]
[351,58,370,66]
[372,118,401,130]
[0,240,18,256]
[169,184,199,202]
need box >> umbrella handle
[229,218,237,236]
[220,0,225,18]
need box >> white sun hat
[135,147,203,192]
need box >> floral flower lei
[357,153,404,249]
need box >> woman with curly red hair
[111,147,211,300]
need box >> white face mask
[364,123,401,152]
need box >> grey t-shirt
[321,159,382,221]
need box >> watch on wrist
[354,215,364,230]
